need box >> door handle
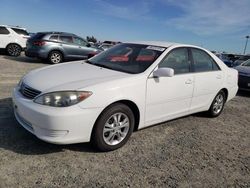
[216,75,222,79]
[185,79,192,84]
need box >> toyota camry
[12,42,238,151]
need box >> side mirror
[86,43,91,47]
[153,68,174,78]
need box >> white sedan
[12,41,238,151]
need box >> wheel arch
[221,88,229,102]
[6,43,22,49]
[115,100,140,131]
[91,99,141,140]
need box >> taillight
[33,41,46,46]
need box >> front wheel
[6,44,22,56]
[92,103,135,151]
[207,90,226,117]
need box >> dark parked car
[232,55,250,67]
[216,53,233,67]
[234,59,250,91]
[25,32,102,64]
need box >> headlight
[34,91,92,107]
[18,77,24,87]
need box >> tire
[92,103,135,152]
[48,51,63,64]
[207,90,226,117]
[6,44,22,56]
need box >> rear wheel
[6,44,22,56]
[207,90,226,117]
[92,103,135,151]
[48,51,63,64]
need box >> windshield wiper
[85,60,93,64]
[94,64,112,70]
[85,60,132,73]
[85,60,112,70]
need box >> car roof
[0,25,27,30]
[127,41,201,49]
[37,31,77,36]
[101,43,113,46]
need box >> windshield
[88,43,165,74]
[239,56,250,61]
[242,59,250,66]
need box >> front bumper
[12,87,103,144]
[238,75,250,91]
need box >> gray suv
[25,32,101,64]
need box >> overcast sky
[1,0,250,53]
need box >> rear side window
[191,48,220,72]
[159,48,190,74]
[0,26,10,34]
[59,35,73,43]
[49,35,59,41]
[11,28,28,36]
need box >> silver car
[25,32,102,64]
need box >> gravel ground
[0,53,249,188]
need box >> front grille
[19,82,41,99]
[238,75,250,89]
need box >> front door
[145,48,194,126]
[73,37,93,59]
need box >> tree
[86,36,97,43]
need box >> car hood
[234,66,250,76]
[23,61,130,92]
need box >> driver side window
[73,37,88,46]
[159,48,190,74]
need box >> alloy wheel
[7,44,21,56]
[212,93,224,114]
[103,112,130,146]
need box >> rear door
[190,48,223,111]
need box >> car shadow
[0,97,97,155]
[2,54,83,64]
[0,49,7,55]
[237,90,250,97]
[2,54,48,64]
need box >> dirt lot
[0,53,249,188]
